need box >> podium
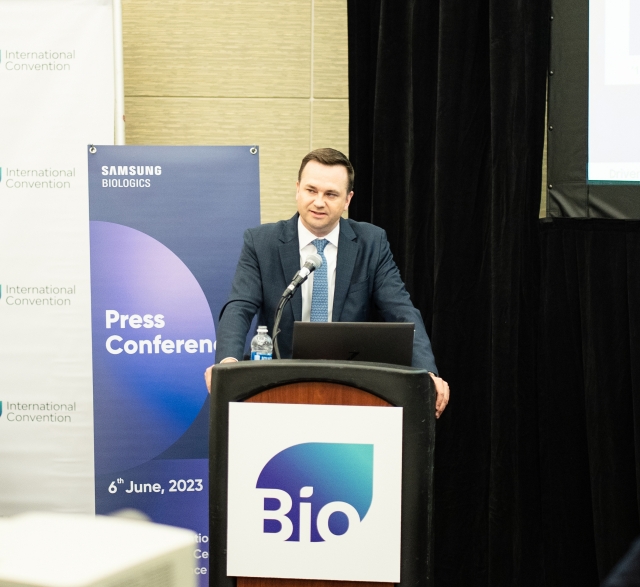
[209,360,435,587]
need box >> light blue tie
[310,239,329,322]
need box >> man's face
[296,160,353,237]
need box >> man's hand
[204,358,238,394]
[429,373,450,419]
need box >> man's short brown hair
[298,148,355,193]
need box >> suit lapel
[333,219,358,321]
[278,215,302,321]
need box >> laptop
[291,322,414,366]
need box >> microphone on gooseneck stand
[272,253,323,359]
[283,253,322,297]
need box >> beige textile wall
[121,0,349,224]
[540,88,548,217]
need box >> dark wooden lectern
[209,360,435,587]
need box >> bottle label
[251,352,273,361]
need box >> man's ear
[344,191,354,210]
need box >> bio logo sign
[257,442,373,542]
[227,402,403,582]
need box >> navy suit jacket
[216,214,438,373]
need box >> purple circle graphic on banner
[91,221,214,475]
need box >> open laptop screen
[291,322,414,366]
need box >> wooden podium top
[246,380,391,408]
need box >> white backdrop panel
[0,0,115,515]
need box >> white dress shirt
[298,217,339,322]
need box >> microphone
[283,253,322,297]
[272,253,322,360]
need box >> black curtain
[539,219,640,586]
[347,2,640,587]
[347,0,547,586]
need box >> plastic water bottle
[250,326,273,360]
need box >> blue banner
[88,146,260,583]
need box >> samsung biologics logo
[101,165,162,188]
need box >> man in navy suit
[206,148,449,417]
